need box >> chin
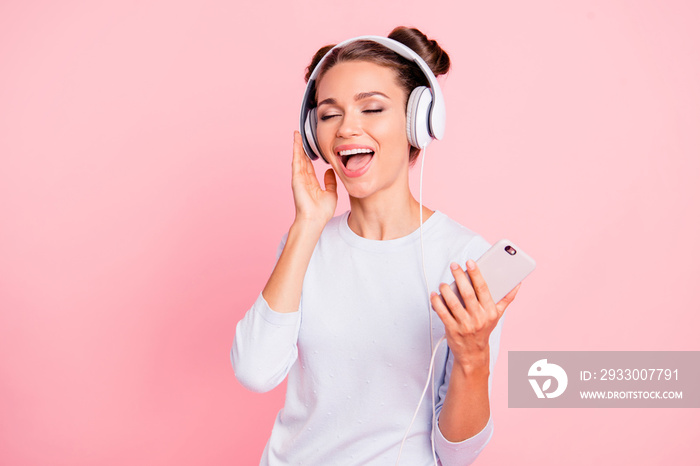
[342,180,376,201]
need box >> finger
[495,283,521,317]
[292,131,308,176]
[293,130,304,157]
[293,131,315,175]
[449,262,480,317]
[293,133,321,188]
[430,291,456,328]
[437,282,470,324]
[292,131,302,169]
[323,168,337,194]
[465,259,494,307]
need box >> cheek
[375,112,408,147]
[315,123,336,160]
[387,116,410,150]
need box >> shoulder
[275,212,349,259]
[428,211,491,261]
[324,211,348,233]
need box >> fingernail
[449,262,459,271]
[466,259,476,270]
[430,291,438,298]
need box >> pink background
[1,1,698,464]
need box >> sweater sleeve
[433,314,506,464]
[433,234,506,465]
[230,235,302,393]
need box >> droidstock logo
[528,359,568,399]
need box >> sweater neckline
[337,210,444,252]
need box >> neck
[347,186,433,240]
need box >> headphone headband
[299,35,446,161]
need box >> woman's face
[315,60,412,200]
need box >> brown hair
[304,26,451,164]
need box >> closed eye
[319,108,383,121]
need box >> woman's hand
[291,131,337,225]
[430,260,520,371]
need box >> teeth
[338,148,374,156]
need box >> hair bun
[388,27,450,77]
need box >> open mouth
[338,148,375,171]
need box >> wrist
[292,214,329,231]
[454,350,491,377]
[288,217,326,243]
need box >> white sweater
[231,211,504,465]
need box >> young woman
[231,26,520,465]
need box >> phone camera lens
[505,245,516,255]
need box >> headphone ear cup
[406,86,433,149]
[304,108,326,162]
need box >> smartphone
[443,239,536,305]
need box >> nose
[336,112,362,138]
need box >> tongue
[346,153,372,171]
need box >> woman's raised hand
[260,133,338,314]
[291,131,338,225]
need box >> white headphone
[299,35,446,162]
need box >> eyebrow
[317,91,390,107]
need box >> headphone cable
[396,144,444,466]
